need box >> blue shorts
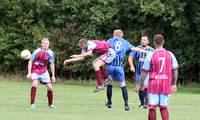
[148,94,170,109]
[99,48,116,64]
[135,73,149,85]
[106,65,125,86]
[31,71,51,83]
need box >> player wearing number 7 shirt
[134,34,179,120]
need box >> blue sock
[121,86,128,106]
[144,88,148,105]
[139,90,144,105]
[107,85,112,104]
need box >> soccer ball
[21,50,31,60]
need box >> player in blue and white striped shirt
[105,29,145,111]
[128,36,154,109]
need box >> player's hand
[70,55,78,58]
[51,76,56,83]
[26,73,31,79]
[63,59,71,65]
[134,85,140,93]
[130,66,135,72]
[171,85,177,93]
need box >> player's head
[113,29,123,38]
[140,36,149,47]
[41,37,49,50]
[153,34,164,47]
[79,39,88,48]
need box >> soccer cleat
[125,104,130,111]
[104,76,112,85]
[31,104,36,109]
[49,104,55,109]
[93,86,104,93]
[138,104,148,109]
[143,104,148,109]
[105,102,112,109]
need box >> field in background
[0,80,199,120]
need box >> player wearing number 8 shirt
[105,29,145,111]
[134,34,179,120]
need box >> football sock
[160,108,169,120]
[144,88,148,105]
[121,86,128,106]
[96,70,103,86]
[47,90,53,106]
[30,86,37,104]
[107,85,112,104]
[100,67,109,79]
[139,90,144,105]
[148,109,156,120]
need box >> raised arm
[63,56,85,65]
[70,50,93,58]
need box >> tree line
[0,0,199,85]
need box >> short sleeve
[129,51,136,58]
[170,52,179,70]
[30,48,40,61]
[48,50,55,63]
[87,41,96,51]
[142,52,153,71]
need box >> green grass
[0,80,199,120]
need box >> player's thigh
[159,94,170,108]
[115,67,126,87]
[39,71,51,83]
[148,94,160,109]
[93,57,106,68]
[106,65,114,76]
[92,57,99,65]
[31,73,39,87]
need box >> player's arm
[131,47,147,53]
[27,59,33,79]
[63,57,85,65]
[128,56,135,72]
[134,70,148,92]
[70,50,93,58]
[50,63,56,83]
[171,69,178,93]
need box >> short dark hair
[153,34,164,45]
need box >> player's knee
[46,84,53,90]
[32,80,38,87]
[120,82,126,87]
[92,64,100,71]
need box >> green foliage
[0,0,199,84]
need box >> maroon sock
[100,67,109,79]
[96,70,103,86]
[148,109,156,120]
[47,90,53,106]
[30,86,37,104]
[160,108,169,120]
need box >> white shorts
[31,71,51,83]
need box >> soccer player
[63,39,115,92]
[27,38,56,109]
[134,34,179,120]
[105,29,145,111]
[128,35,154,109]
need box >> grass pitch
[0,80,199,120]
